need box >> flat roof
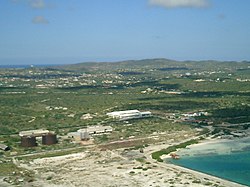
[107,110,140,116]
[19,129,50,137]
[78,125,112,133]
[107,110,151,118]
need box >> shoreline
[142,137,248,187]
[25,144,247,187]
[175,136,250,156]
[2,135,249,186]
[166,163,247,187]
[158,136,250,187]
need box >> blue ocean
[168,139,250,186]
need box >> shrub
[152,139,198,162]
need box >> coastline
[166,163,247,187]
[175,136,250,157]
[20,143,247,187]
[2,136,249,186]
[157,136,250,187]
[141,138,247,187]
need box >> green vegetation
[46,176,53,180]
[1,59,250,135]
[0,58,249,163]
[0,159,35,185]
[152,139,199,162]
[192,179,202,184]
[208,106,250,124]
[133,166,150,171]
[0,161,20,176]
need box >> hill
[52,58,250,73]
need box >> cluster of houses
[170,111,212,124]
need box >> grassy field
[0,59,249,155]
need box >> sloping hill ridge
[52,58,250,72]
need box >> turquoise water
[169,150,250,186]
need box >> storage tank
[42,133,57,145]
[21,136,37,147]
[80,131,90,141]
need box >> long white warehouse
[107,110,152,121]
[78,125,113,135]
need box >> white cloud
[149,0,210,8]
[32,16,49,24]
[9,0,47,9]
[29,0,46,9]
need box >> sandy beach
[9,138,247,187]
[175,136,250,157]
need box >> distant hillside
[52,58,250,73]
[52,58,174,72]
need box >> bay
[167,137,250,186]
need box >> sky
[0,0,250,65]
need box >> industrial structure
[80,131,90,141]
[107,110,152,121]
[68,125,112,141]
[42,133,57,145]
[19,129,57,147]
[21,136,37,147]
[68,131,90,141]
[19,129,50,137]
[78,125,113,135]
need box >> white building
[68,131,90,141]
[68,125,113,140]
[19,129,50,137]
[78,125,113,135]
[107,110,152,121]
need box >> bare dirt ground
[2,130,246,186]
[16,141,246,187]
